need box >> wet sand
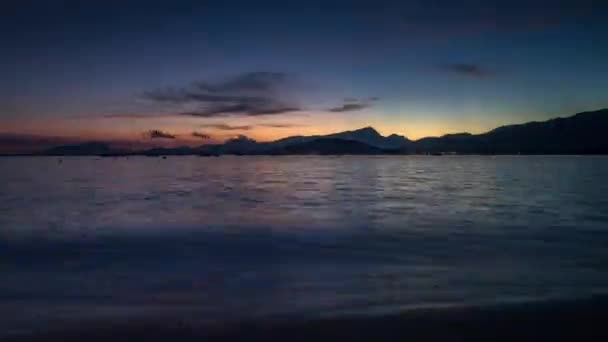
[5,296,608,342]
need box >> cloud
[180,102,299,118]
[102,113,172,119]
[143,89,257,104]
[258,123,300,128]
[328,97,378,112]
[138,72,377,118]
[143,71,301,117]
[199,123,253,131]
[144,129,176,139]
[438,63,492,78]
[192,132,211,139]
[329,103,370,112]
[194,71,292,93]
[198,123,300,131]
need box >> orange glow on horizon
[0,109,515,151]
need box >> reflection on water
[1,156,608,332]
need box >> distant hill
[275,138,384,155]
[477,109,608,154]
[412,109,608,154]
[270,109,608,155]
[325,126,409,149]
[43,142,113,156]
[35,108,608,156]
[261,127,409,151]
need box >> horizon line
[1,107,606,153]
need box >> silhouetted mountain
[386,134,411,147]
[33,108,608,156]
[43,142,113,156]
[477,109,608,154]
[413,109,608,154]
[326,126,410,149]
[260,127,409,152]
[268,135,316,149]
[413,132,479,154]
[272,109,608,155]
[220,135,260,154]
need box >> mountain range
[30,108,608,156]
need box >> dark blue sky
[2,0,608,149]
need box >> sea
[1,155,608,335]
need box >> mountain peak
[352,126,381,136]
[324,126,408,149]
[387,133,410,142]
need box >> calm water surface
[1,156,608,333]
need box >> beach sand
[5,295,608,342]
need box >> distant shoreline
[2,109,608,157]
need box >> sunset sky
[2,0,608,151]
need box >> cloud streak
[258,123,301,128]
[192,132,211,139]
[143,72,301,117]
[135,73,379,119]
[439,63,493,78]
[180,103,299,118]
[328,97,379,112]
[102,113,173,119]
[194,71,292,93]
[199,123,301,131]
[144,129,176,139]
[199,123,253,131]
[329,103,370,112]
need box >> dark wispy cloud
[143,89,255,104]
[199,123,253,131]
[199,123,300,131]
[139,73,380,118]
[438,63,493,78]
[329,97,379,112]
[329,103,370,112]
[181,103,299,118]
[194,71,292,93]
[143,72,301,117]
[144,129,176,139]
[102,113,172,119]
[192,132,211,139]
[258,123,301,128]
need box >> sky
[2,0,608,151]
